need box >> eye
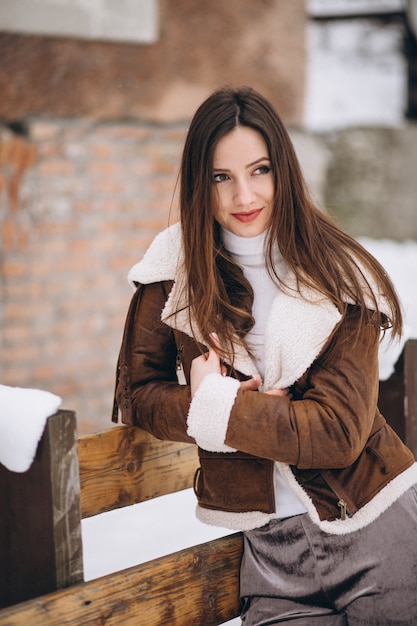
[213,172,229,183]
[253,164,271,176]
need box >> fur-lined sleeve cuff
[187,373,240,452]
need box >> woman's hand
[264,387,290,397]
[240,378,289,396]
[190,345,225,398]
[190,333,290,399]
[191,333,262,398]
[239,375,262,392]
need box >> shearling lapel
[161,275,259,379]
[263,285,342,390]
[128,222,342,388]
[128,222,184,287]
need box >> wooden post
[404,339,417,456]
[379,348,406,442]
[379,339,417,458]
[0,410,83,608]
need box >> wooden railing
[0,339,416,625]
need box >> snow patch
[0,384,62,472]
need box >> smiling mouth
[232,208,263,223]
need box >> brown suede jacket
[113,224,416,533]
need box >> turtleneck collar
[220,227,284,268]
[221,227,267,257]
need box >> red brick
[37,159,75,175]
[2,260,26,277]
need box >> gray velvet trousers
[240,485,417,625]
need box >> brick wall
[1,119,186,432]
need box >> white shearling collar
[128,224,383,390]
[128,222,184,287]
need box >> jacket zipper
[337,499,347,520]
[176,343,187,385]
[321,470,358,520]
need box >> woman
[113,86,417,624]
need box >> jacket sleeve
[115,281,195,444]
[187,307,382,469]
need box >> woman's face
[212,126,274,238]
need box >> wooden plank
[404,339,417,457]
[0,411,83,608]
[0,533,244,626]
[78,426,198,518]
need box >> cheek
[212,187,227,216]
[266,179,275,200]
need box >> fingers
[264,388,290,397]
[206,346,227,376]
[209,332,221,350]
[209,332,227,376]
[239,375,261,392]
[190,350,221,398]
[195,332,290,399]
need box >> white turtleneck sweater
[221,227,307,520]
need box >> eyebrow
[212,156,270,172]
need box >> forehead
[213,126,269,166]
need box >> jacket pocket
[194,449,275,514]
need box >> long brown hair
[179,85,402,360]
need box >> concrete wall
[0,0,158,44]
[323,125,417,239]
[292,124,417,240]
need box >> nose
[234,177,256,206]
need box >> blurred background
[1,0,416,434]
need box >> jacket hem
[278,460,417,535]
[194,463,417,534]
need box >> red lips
[231,208,263,223]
